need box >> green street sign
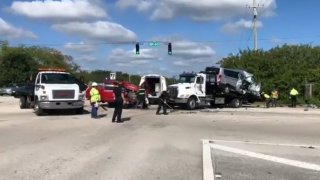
[149,41,160,47]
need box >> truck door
[160,76,167,91]
[195,76,205,96]
[35,74,41,93]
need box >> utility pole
[247,0,263,51]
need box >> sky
[1,0,320,77]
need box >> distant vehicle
[0,83,26,96]
[85,79,139,107]
[167,67,261,109]
[14,68,85,115]
[139,74,167,104]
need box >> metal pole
[253,0,258,51]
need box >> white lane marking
[203,140,215,180]
[210,143,320,172]
[208,139,320,148]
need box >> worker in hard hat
[90,82,101,119]
[261,92,271,108]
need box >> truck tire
[231,98,242,108]
[19,96,27,109]
[75,107,84,114]
[186,97,196,110]
[34,99,44,116]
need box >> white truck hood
[37,83,80,101]
[169,83,193,88]
[44,83,79,90]
[169,83,195,96]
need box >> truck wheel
[34,99,44,116]
[231,98,242,108]
[75,107,84,114]
[209,101,215,107]
[19,96,27,109]
[186,97,196,110]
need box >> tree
[0,45,81,86]
[0,47,38,85]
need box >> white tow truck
[16,68,85,115]
[167,72,210,110]
[167,69,261,110]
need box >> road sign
[110,72,116,80]
[149,41,161,47]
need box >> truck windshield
[179,75,196,83]
[41,73,75,84]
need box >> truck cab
[168,73,207,110]
[33,68,85,115]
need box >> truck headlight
[40,95,48,101]
[78,94,85,100]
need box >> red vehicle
[85,79,139,107]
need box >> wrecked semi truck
[167,67,261,109]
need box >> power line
[7,35,320,47]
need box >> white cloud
[173,60,189,66]
[221,19,263,34]
[171,41,216,59]
[109,48,159,66]
[154,0,276,21]
[64,41,96,53]
[105,47,168,75]
[52,21,137,43]
[0,18,37,39]
[116,0,276,21]
[116,0,154,12]
[10,0,107,21]
[77,55,96,62]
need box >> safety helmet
[92,82,98,86]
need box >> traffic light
[135,43,140,55]
[168,42,172,55]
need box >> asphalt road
[0,96,320,180]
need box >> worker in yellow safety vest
[261,92,271,108]
[271,89,279,107]
[290,88,299,108]
[90,82,101,119]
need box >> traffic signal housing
[135,43,140,55]
[168,43,172,55]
